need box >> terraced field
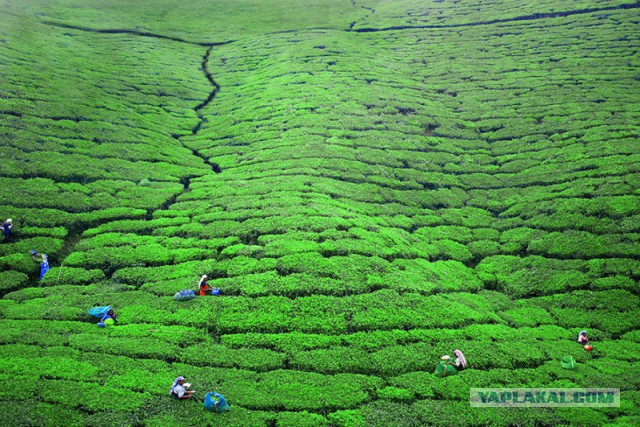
[1,0,639,426]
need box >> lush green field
[1,0,639,425]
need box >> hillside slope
[1,1,639,426]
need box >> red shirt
[199,282,211,296]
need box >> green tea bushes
[143,405,274,427]
[177,343,286,372]
[499,305,556,328]
[0,207,72,228]
[528,230,640,259]
[1,150,203,184]
[81,217,191,239]
[276,252,389,282]
[0,270,28,294]
[227,370,382,411]
[289,347,372,375]
[221,332,342,354]
[64,244,211,274]
[0,178,185,213]
[39,379,151,413]
[261,236,321,258]
[276,411,329,427]
[476,255,591,297]
[219,255,277,277]
[0,353,98,383]
[0,401,86,427]
[0,298,83,321]
[212,290,500,334]
[327,409,366,427]
[499,227,548,254]
[413,399,560,427]
[315,227,419,260]
[212,271,350,298]
[40,267,105,286]
[589,359,640,391]
[112,259,218,286]
[412,225,502,262]
[69,333,180,360]
[14,226,67,239]
[0,320,93,347]
[385,259,483,294]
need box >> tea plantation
[1,0,639,426]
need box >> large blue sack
[88,306,111,318]
[173,289,195,301]
[204,392,230,412]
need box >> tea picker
[2,218,12,242]
[198,274,221,296]
[88,306,117,327]
[577,330,592,351]
[198,274,211,296]
[170,376,196,399]
[30,250,50,281]
[435,349,467,377]
[99,307,118,327]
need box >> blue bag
[173,289,196,301]
[211,288,221,296]
[204,392,230,412]
[88,306,111,318]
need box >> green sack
[434,360,458,377]
[561,355,577,370]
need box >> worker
[199,275,211,296]
[31,250,50,281]
[577,330,592,351]
[98,308,117,327]
[436,349,467,377]
[2,218,12,242]
[170,376,195,399]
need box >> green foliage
[528,230,639,259]
[39,379,152,412]
[40,267,105,286]
[376,387,414,403]
[327,409,367,427]
[276,411,329,427]
[177,342,287,371]
[476,255,592,297]
[0,1,637,425]
[229,370,382,411]
[0,270,29,293]
[0,401,86,427]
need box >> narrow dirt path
[30,21,233,281]
[352,2,640,32]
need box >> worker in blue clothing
[2,218,12,242]
[31,250,50,281]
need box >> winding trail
[43,20,230,143]
[352,1,640,32]
[43,20,229,173]
[42,21,232,46]
[32,21,232,282]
